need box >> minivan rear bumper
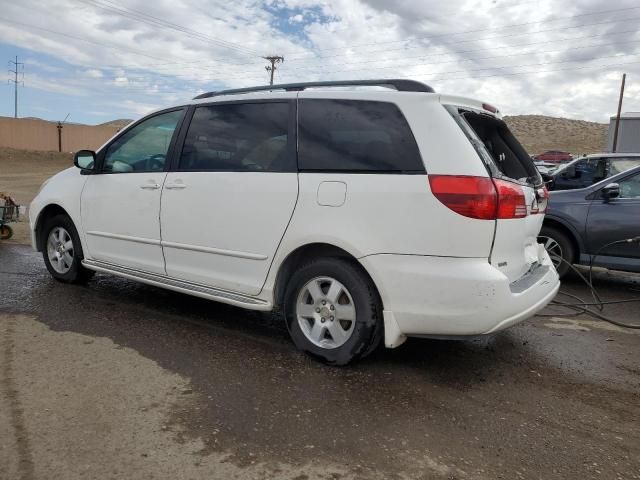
[359,248,559,347]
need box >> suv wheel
[284,257,383,366]
[42,214,94,284]
[539,226,574,278]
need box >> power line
[0,16,267,71]
[98,9,640,72]
[0,16,179,63]
[88,58,640,98]
[100,49,640,93]
[110,26,640,79]
[73,0,259,58]
[278,39,640,78]
[431,58,640,83]
[282,14,640,63]
[7,56,24,118]
[283,5,640,59]
[315,0,615,34]
[2,11,635,79]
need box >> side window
[559,159,595,188]
[298,99,424,172]
[592,158,608,183]
[610,158,640,176]
[618,173,640,199]
[178,102,292,172]
[103,109,184,173]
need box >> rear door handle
[165,182,186,190]
[140,182,160,190]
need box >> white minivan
[30,79,559,365]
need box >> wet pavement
[1,243,639,479]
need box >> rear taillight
[532,185,549,214]
[429,175,528,220]
[493,178,527,219]
[428,175,497,220]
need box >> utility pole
[8,56,24,118]
[611,73,626,153]
[57,113,70,152]
[263,56,284,85]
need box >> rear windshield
[447,106,542,187]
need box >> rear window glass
[298,99,424,172]
[610,157,640,175]
[179,102,293,172]
[449,107,541,186]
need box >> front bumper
[28,197,41,251]
[359,249,560,348]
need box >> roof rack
[193,79,435,100]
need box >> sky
[0,0,639,124]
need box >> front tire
[284,257,383,366]
[41,214,94,284]
[539,226,574,278]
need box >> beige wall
[0,117,121,152]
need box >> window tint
[609,157,640,175]
[178,102,292,171]
[618,173,640,199]
[298,99,423,172]
[104,109,183,173]
[555,158,606,189]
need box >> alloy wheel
[296,276,356,349]
[539,235,563,269]
[47,227,74,274]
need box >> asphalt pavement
[1,243,639,480]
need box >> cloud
[0,0,638,123]
[83,69,104,79]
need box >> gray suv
[539,165,640,277]
[550,153,640,191]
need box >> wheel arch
[272,242,382,312]
[34,204,71,251]
[541,216,581,263]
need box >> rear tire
[539,226,574,278]
[0,225,13,240]
[41,214,95,284]
[283,257,383,366]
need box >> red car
[533,150,573,163]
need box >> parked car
[539,165,640,277]
[533,150,573,163]
[29,79,559,365]
[549,153,640,191]
[534,160,559,175]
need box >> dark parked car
[534,150,573,163]
[550,153,640,191]
[539,166,640,277]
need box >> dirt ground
[1,147,639,479]
[0,147,72,245]
[1,243,639,480]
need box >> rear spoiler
[439,94,502,119]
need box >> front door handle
[140,182,160,190]
[165,182,186,190]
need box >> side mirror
[601,182,620,200]
[74,150,96,173]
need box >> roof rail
[193,79,435,100]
